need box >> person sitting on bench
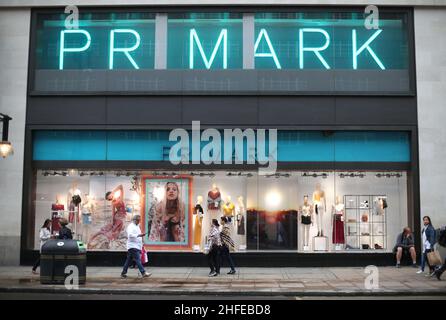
[394,227,417,268]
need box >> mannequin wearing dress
[193,196,204,246]
[299,195,314,248]
[236,196,246,235]
[332,196,345,245]
[67,184,81,237]
[313,183,326,237]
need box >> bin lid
[41,239,84,254]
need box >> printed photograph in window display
[143,176,192,250]
[86,174,142,250]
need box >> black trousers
[220,245,236,271]
[32,257,40,271]
[436,258,446,277]
[208,245,221,273]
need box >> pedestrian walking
[220,216,236,275]
[32,219,53,274]
[121,215,151,278]
[433,226,446,280]
[417,216,436,275]
[206,219,222,277]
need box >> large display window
[32,169,407,253]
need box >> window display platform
[22,250,396,268]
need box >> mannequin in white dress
[313,183,326,237]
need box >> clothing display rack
[344,195,387,251]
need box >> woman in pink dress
[88,185,127,249]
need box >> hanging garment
[194,204,204,215]
[222,202,235,217]
[51,203,64,233]
[237,214,245,235]
[207,189,221,210]
[332,204,345,244]
[193,214,203,245]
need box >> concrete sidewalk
[0,266,445,297]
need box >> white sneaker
[416,270,424,274]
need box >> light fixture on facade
[0,113,13,158]
[339,172,365,178]
[226,172,253,178]
[376,172,402,178]
[302,172,328,179]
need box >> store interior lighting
[0,113,13,159]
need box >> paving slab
[0,266,445,297]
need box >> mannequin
[312,183,326,237]
[236,196,246,235]
[207,183,221,211]
[222,196,235,222]
[299,195,313,249]
[67,184,81,239]
[332,196,345,246]
[81,194,95,242]
[51,197,64,234]
[193,196,204,246]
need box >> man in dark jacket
[394,227,417,268]
[433,227,446,280]
[58,218,73,240]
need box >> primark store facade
[0,1,445,267]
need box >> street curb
[0,286,445,297]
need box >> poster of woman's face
[142,176,192,250]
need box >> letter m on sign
[189,29,227,69]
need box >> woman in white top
[32,219,53,274]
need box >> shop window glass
[32,169,407,254]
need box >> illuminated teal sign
[35,11,409,71]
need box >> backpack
[438,227,446,247]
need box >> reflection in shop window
[32,169,407,253]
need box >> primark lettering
[59,27,385,70]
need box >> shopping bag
[203,243,210,255]
[427,250,442,266]
[141,247,148,264]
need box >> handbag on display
[427,250,442,266]
[381,198,388,209]
[361,213,369,223]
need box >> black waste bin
[40,239,87,284]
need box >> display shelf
[344,195,387,251]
